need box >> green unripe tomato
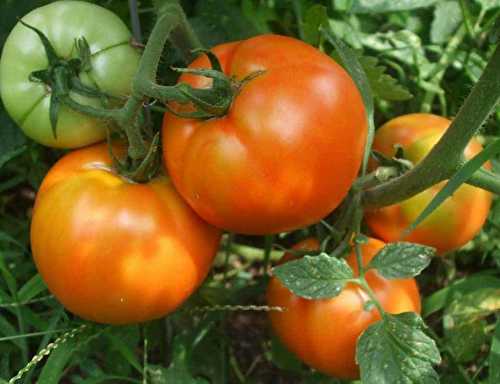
[0,1,140,148]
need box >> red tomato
[162,34,367,234]
[30,144,221,324]
[365,113,491,254]
[267,238,421,379]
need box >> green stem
[466,168,500,194]
[133,9,180,95]
[356,277,386,317]
[263,235,274,272]
[59,95,120,120]
[363,43,500,208]
[168,5,203,61]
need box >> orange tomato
[30,144,221,324]
[267,238,421,379]
[163,34,367,235]
[365,113,491,254]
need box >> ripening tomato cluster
[0,0,491,380]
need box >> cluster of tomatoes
[0,1,491,380]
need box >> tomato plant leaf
[359,56,413,101]
[431,1,463,44]
[356,312,441,384]
[338,0,439,14]
[273,253,354,300]
[367,242,434,279]
[359,30,433,78]
[474,0,500,11]
[489,320,500,384]
[445,320,488,363]
[406,139,500,236]
[423,274,500,317]
[444,288,500,324]
[303,4,328,46]
[442,288,500,364]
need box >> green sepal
[75,37,92,72]
[29,69,51,84]
[19,19,59,65]
[49,92,60,139]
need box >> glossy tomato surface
[30,144,221,324]
[365,113,491,254]
[0,1,140,148]
[162,34,367,235]
[267,238,421,379]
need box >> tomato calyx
[165,49,265,119]
[19,20,117,139]
[109,132,162,183]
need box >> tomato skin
[162,34,367,235]
[267,238,420,379]
[365,113,491,254]
[30,144,221,324]
[0,1,140,148]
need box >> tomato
[162,34,367,235]
[0,1,140,148]
[365,113,491,254]
[266,237,420,379]
[30,144,221,324]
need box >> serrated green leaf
[356,312,441,384]
[360,30,433,78]
[359,56,413,101]
[368,242,434,279]
[328,19,364,49]
[406,139,500,236]
[489,320,500,384]
[431,1,463,44]
[273,253,354,299]
[303,4,328,46]
[343,0,439,13]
